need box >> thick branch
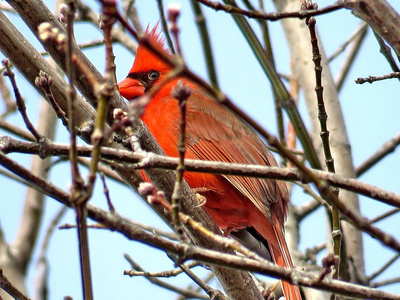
[344,0,400,57]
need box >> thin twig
[0,118,35,141]
[241,0,275,68]
[34,206,68,300]
[171,254,229,300]
[0,73,16,117]
[122,0,143,34]
[169,62,190,240]
[296,183,331,221]
[60,1,84,192]
[156,0,176,54]
[35,70,69,128]
[368,253,400,282]
[2,60,43,141]
[372,29,400,74]
[356,132,400,177]
[328,22,368,62]
[75,0,138,54]
[0,269,30,300]
[334,22,368,91]
[60,218,178,241]
[125,261,201,278]
[370,277,400,289]
[100,172,115,213]
[190,0,219,89]
[0,167,41,191]
[196,0,345,21]
[355,72,400,84]
[240,0,286,159]
[369,208,400,225]
[124,254,209,299]
[60,223,114,230]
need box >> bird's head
[118,25,172,101]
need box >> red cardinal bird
[119,28,302,300]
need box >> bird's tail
[270,223,302,300]
[253,213,302,300]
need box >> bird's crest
[130,24,171,73]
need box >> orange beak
[118,77,146,101]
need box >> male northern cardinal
[119,28,302,300]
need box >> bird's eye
[148,70,160,81]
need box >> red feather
[119,28,302,300]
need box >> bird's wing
[185,90,288,224]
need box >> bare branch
[0,270,30,300]
[34,206,68,300]
[124,254,210,299]
[2,60,43,141]
[0,118,35,141]
[356,132,400,177]
[196,0,345,21]
[0,73,16,117]
[0,167,39,190]
[368,253,400,282]
[125,261,201,278]
[344,0,400,58]
[13,99,56,274]
[296,183,331,221]
[369,208,400,225]
[3,138,400,209]
[172,254,229,300]
[371,277,400,289]
[121,0,143,34]
[355,72,400,84]
[334,22,369,91]
[75,0,138,54]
